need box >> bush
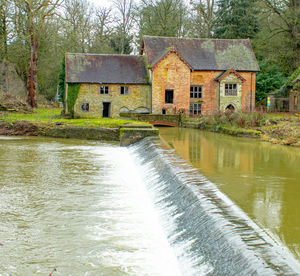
[208,111,266,128]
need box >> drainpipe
[150,70,153,114]
[65,83,68,113]
[250,73,253,112]
[218,82,221,111]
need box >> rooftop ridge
[66,53,142,57]
[143,35,250,41]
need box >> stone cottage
[64,36,259,117]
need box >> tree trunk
[1,59,8,93]
[1,6,8,93]
[27,33,38,108]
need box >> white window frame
[190,103,202,116]
[100,86,109,94]
[190,86,202,99]
[225,83,237,96]
[120,86,129,95]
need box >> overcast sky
[89,0,119,8]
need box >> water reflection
[159,127,300,259]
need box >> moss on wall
[67,84,81,114]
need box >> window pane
[190,86,202,99]
[81,102,89,112]
[165,90,174,104]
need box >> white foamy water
[0,138,181,275]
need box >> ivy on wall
[67,84,80,113]
[58,55,65,110]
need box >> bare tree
[0,0,13,93]
[113,0,135,54]
[95,7,113,39]
[15,0,63,107]
[190,0,215,38]
[62,0,94,53]
[137,0,190,38]
[261,0,300,71]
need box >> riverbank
[0,108,158,145]
[181,112,300,147]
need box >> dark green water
[159,127,300,261]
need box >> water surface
[0,136,181,275]
[159,127,300,260]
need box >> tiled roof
[141,36,260,72]
[214,68,246,82]
[65,53,148,84]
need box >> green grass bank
[0,108,158,145]
[182,112,300,147]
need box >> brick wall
[240,72,256,112]
[152,53,191,114]
[190,71,221,115]
[152,58,256,115]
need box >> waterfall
[128,138,300,276]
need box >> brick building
[65,36,259,117]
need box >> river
[1,132,300,275]
[159,127,300,261]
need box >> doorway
[225,104,235,112]
[102,102,111,117]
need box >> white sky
[89,0,119,8]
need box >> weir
[128,138,300,275]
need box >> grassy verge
[0,108,151,128]
[183,111,300,146]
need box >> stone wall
[73,83,151,117]
[219,73,243,111]
[120,113,181,125]
[152,52,191,114]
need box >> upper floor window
[120,86,129,95]
[165,89,174,104]
[225,84,237,96]
[190,86,202,98]
[100,86,109,94]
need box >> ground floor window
[100,86,109,94]
[225,84,237,96]
[162,109,166,114]
[120,86,129,95]
[165,89,174,104]
[81,102,89,112]
[190,103,202,116]
[190,86,202,99]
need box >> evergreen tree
[214,0,259,39]
[256,60,286,103]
